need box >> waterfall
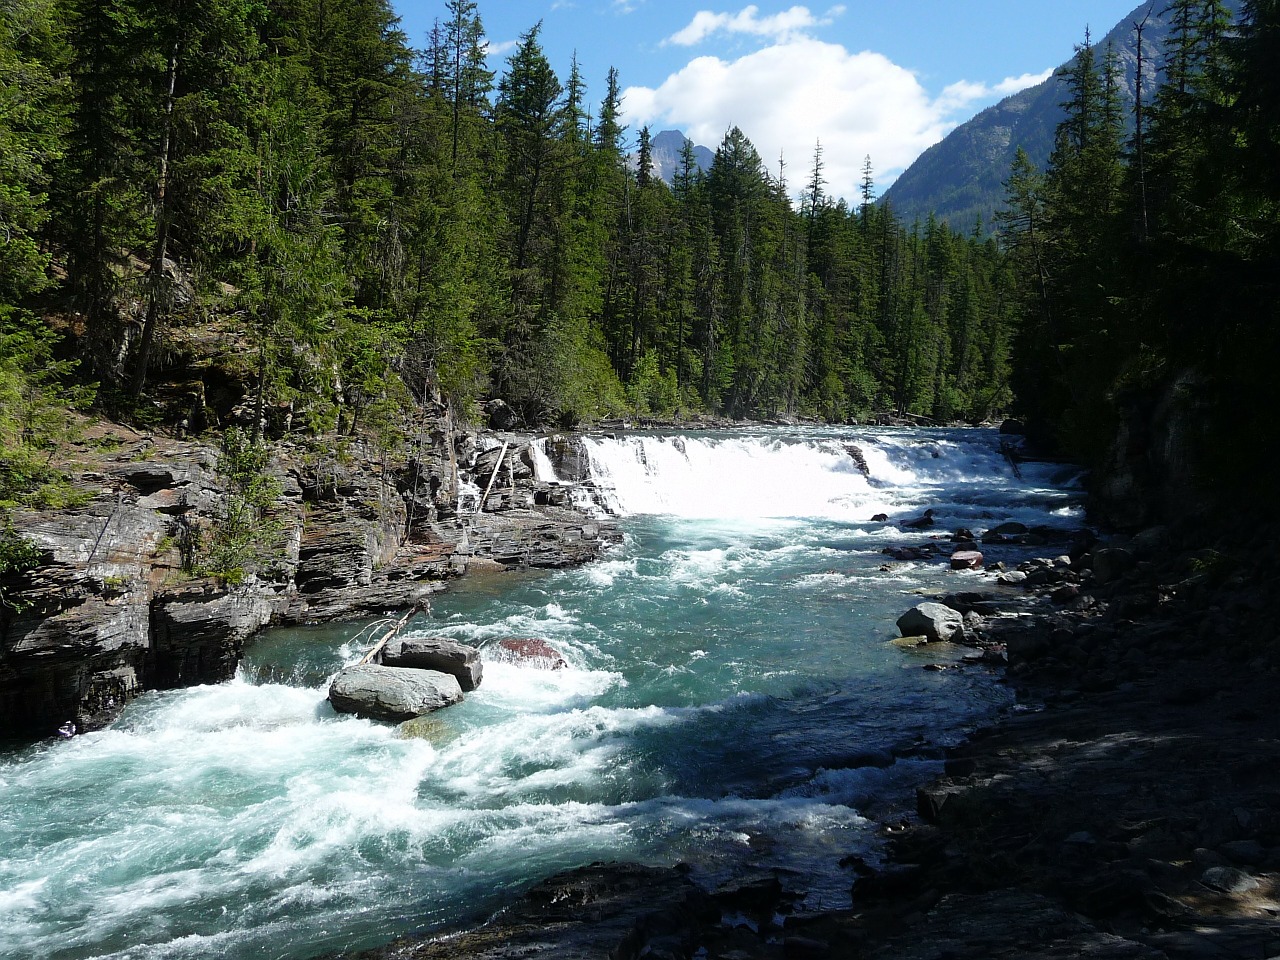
[536,429,1046,524]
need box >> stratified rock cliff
[1,422,616,739]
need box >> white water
[565,429,1078,529]
[1,426,1082,960]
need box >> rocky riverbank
[344,519,1280,960]
[0,420,618,739]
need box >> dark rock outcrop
[382,637,483,691]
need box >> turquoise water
[0,428,1081,959]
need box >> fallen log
[358,602,427,666]
[477,440,510,513]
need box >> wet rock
[382,637,483,691]
[951,550,984,570]
[883,545,936,562]
[845,444,871,477]
[985,521,1029,539]
[328,664,463,721]
[495,637,568,669]
[998,570,1028,585]
[397,715,458,744]
[542,435,592,483]
[896,602,964,643]
[901,509,937,529]
[871,513,889,523]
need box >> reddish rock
[951,550,984,570]
[496,637,568,669]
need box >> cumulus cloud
[623,37,1049,202]
[994,69,1055,95]
[665,4,843,47]
[484,39,519,60]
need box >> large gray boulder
[329,664,463,721]
[382,637,483,691]
[896,602,965,643]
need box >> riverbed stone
[896,602,965,643]
[383,637,483,691]
[328,664,463,721]
[951,550,984,570]
[496,637,568,669]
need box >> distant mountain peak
[635,130,714,185]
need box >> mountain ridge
[881,0,1244,232]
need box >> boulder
[329,664,463,721]
[983,521,1029,541]
[484,398,517,430]
[883,545,935,562]
[383,637,483,691]
[896,602,965,643]
[870,513,889,523]
[950,550,984,570]
[1092,546,1136,585]
[496,637,568,669]
[901,509,937,529]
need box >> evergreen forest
[2,0,1278,505]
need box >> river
[0,426,1082,959]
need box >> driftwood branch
[477,441,510,513]
[357,602,426,666]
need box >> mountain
[647,129,714,185]
[881,0,1244,233]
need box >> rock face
[896,602,965,642]
[2,417,616,738]
[328,664,463,721]
[382,637,483,691]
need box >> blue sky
[391,1,1149,200]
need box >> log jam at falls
[0,427,1083,960]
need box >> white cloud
[993,69,1054,95]
[623,37,1052,202]
[935,68,1053,115]
[625,39,944,201]
[484,39,519,60]
[664,4,841,47]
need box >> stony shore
[346,519,1280,960]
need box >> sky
[391,1,1149,201]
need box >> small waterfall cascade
[534,429,1041,524]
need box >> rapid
[0,426,1082,959]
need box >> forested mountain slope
[881,0,1244,232]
